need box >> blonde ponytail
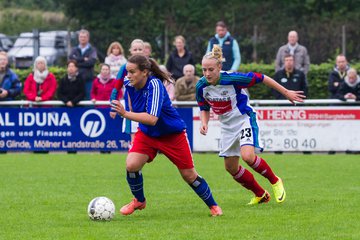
[203,44,223,64]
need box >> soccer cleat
[120,198,146,215]
[209,205,223,217]
[272,177,286,203]
[247,191,270,205]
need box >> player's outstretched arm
[262,75,306,104]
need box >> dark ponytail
[127,55,173,84]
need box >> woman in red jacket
[91,63,115,108]
[23,56,57,104]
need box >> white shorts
[219,111,263,157]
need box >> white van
[7,31,74,69]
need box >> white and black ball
[87,197,115,221]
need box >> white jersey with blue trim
[196,71,265,153]
[196,71,264,122]
[124,76,186,137]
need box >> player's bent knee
[241,153,255,164]
[125,162,142,172]
[224,163,238,175]
[179,168,197,183]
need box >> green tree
[60,0,360,64]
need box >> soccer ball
[87,197,115,221]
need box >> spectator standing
[69,29,97,100]
[328,54,350,99]
[335,68,360,101]
[110,39,145,105]
[0,52,21,101]
[206,21,241,72]
[144,42,152,58]
[91,64,115,108]
[24,56,57,103]
[57,60,85,107]
[159,65,175,101]
[275,30,310,76]
[105,41,127,78]
[175,64,199,101]
[272,54,308,99]
[166,35,195,80]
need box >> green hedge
[14,63,360,100]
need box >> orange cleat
[210,205,223,217]
[120,198,146,215]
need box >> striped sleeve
[116,64,127,81]
[147,78,164,117]
[196,77,210,111]
[222,71,264,88]
[110,64,127,102]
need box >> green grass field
[0,153,359,239]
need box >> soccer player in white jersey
[111,55,222,217]
[196,45,305,205]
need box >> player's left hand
[284,90,306,105]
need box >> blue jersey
[124,76,186,137]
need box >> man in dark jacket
[272,54,308,99]
[57,60,85,107]
[0,51,21,101]
[328,54,350,99]
[69,29,97,100]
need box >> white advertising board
[193,107,360,152]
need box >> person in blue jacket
[206,21,241,72]
[0,52,21,101]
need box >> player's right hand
[200,124,208,135]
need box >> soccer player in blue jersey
[111,55,223,217]
[196,45,305,205]
[109,39,145,119]
[109,39,145,145]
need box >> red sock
[232,166,265,197]
[250,156,279,184]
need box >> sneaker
[272,177,286,203]
[120,198,146,215]
[247,191,270,205]
[210,205,223,217]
